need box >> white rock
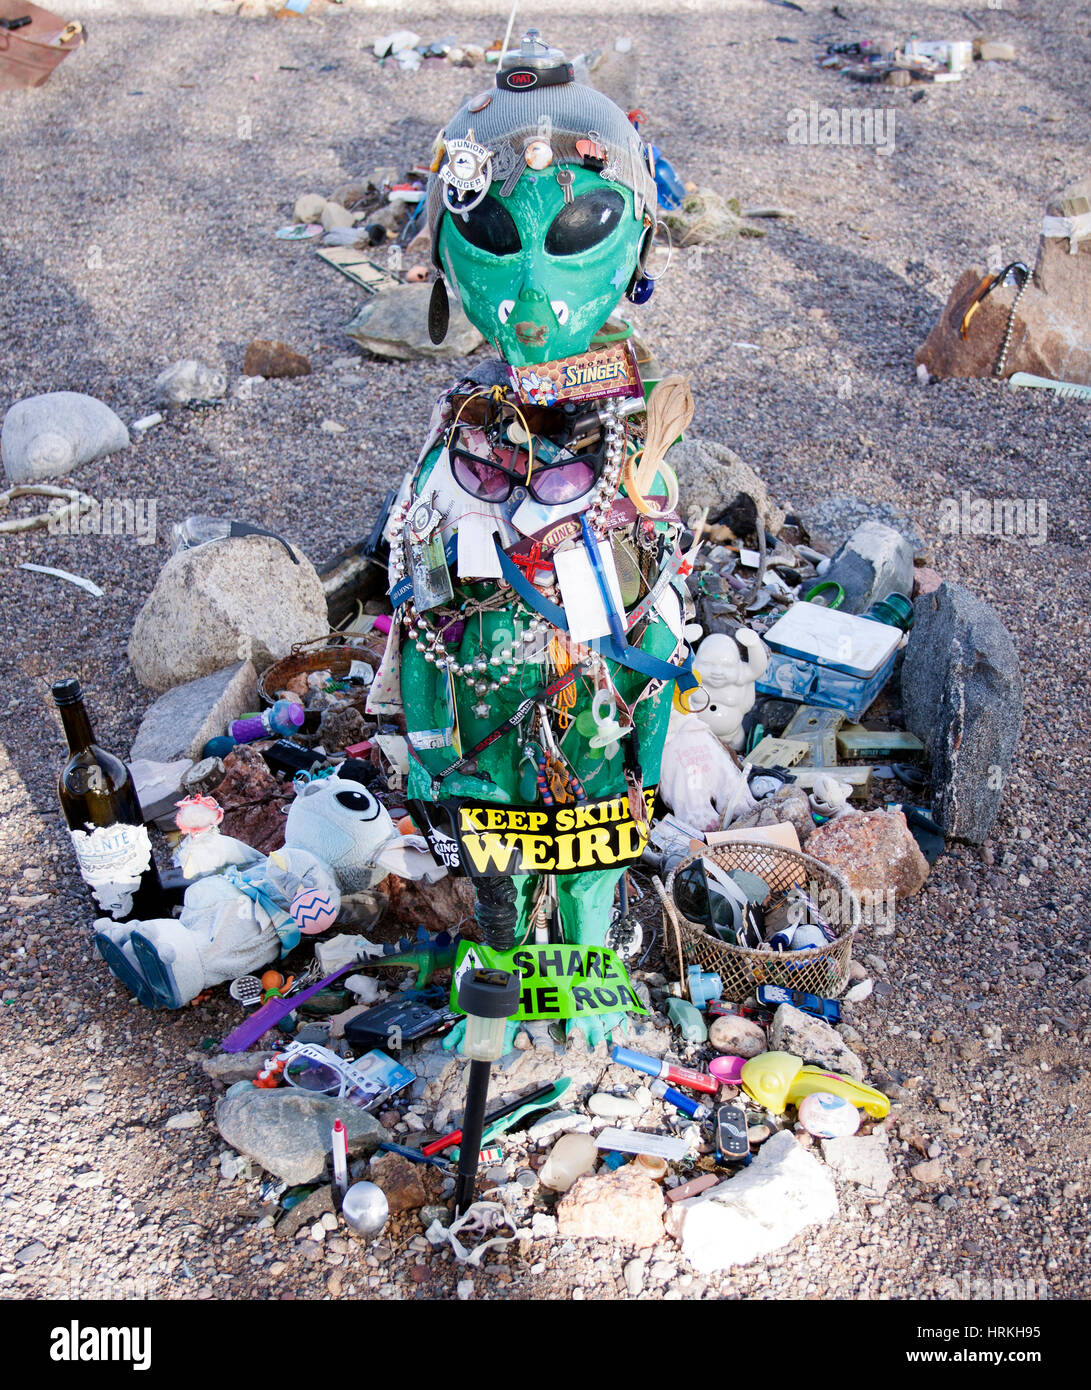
[129,534,328,692]
[820,1134,893,1195]
[845,979,874,1003]
[154,359,227,407]
[587,1092,642,1119]
[165,1110,203,1130]
[321,202,355,231]
[294,194,327,223]
[526,1110,594,1142]
[2,392,130,484]
[666,1130,838,1273]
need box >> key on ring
[556,167,574,204]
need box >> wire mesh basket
[660,840,859,1001]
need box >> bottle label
[70,823,153,919]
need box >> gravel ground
[1,0,1089,1304]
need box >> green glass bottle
[53,677,166,921]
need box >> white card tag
[510,491,591,538]
[457,511,505,579]
[554,540,626,644]
[653,582,684,639]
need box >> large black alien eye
[544,189,625,256]
[449,194,522,256]
[335,789,381,820]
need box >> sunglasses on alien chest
[448,423,604,507]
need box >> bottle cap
[52,677,83,706]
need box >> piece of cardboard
[702,822,803,853]
[317,248,401,294]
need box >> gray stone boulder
[901,582,1022,843]
[214,1088,388,1185]
[129,535,327,692]
[130,661,258,762]
[664,436,784,537]
[770,1003,865,1082]
[345,283,484,360]
[2,392,130,485]
[817,520,915,614]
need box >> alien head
[427,30,657,367]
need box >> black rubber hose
[474,875,518,951]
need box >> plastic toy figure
[692,629,768,749]
[378,31,705,1046]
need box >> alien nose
[517,281,547,304]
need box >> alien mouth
[514,322,549,345]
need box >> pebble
[456,1279,474,1301]
[165,1110,203,1130]
[72,1172,104,1189]
[623,1259,645,1295]
[587,1092,642,1119]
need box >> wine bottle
[53,677,167,921]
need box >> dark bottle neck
[59,700,96,755]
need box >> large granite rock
[806,807,930,899]
[2,392,130,484]
[130,662,257,763]
[128,534,327,692]
[345,283,484,360]
[901,582,1022,843]
[214,1088,388,1185]
[666,1130,838,1273]
[664,436,785,536]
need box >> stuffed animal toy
[92,765,444,1009]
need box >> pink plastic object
[708,1055,747,1086]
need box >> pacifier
[580,687,630,759]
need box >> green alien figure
[378,30,704,1048]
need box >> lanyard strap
[493,536,699,692]
[412,664,586,797]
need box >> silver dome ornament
[340,1181,389,1240]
